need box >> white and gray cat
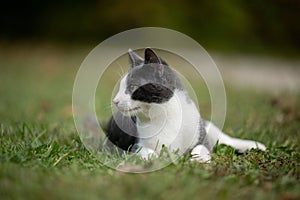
[106,48,266,162]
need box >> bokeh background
[1,0,300,54]
[1,0,299,122]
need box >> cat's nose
[113,99,120,105]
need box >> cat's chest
[136,91,200,152]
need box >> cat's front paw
[190,145,211,163]
[137,147,158,160]
[190,154,211,163]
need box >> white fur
[136,90,200,155]
[113,74,131,110]
[190,145,211,162]
[114,74,266,162]
[205,122,266,152]
[136,147,158,160]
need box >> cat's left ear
[128,49,144,68]
[144,48,166,77]
[144,48,162,64]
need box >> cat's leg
[138,147,158,159]
[132,144,158,160]
[205,121,266,152]
[190,145,211,162]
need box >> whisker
[117,71,123,79]
[121,113,124,127]
[116,61,127,78]
[117,61,125,75]
[100,103,116,114]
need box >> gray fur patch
[197,119,212,152]
[126,48,185,102]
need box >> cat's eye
[129,85,137,92]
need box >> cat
[106,48,266,162]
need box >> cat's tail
[204,121,266,152]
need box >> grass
[0,45,299,200]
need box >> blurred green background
[1,0,300,55]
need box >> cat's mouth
[118,106,141,113]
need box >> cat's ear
[128,49,144,68]
[144,48,167,76]
[144,48,162,64]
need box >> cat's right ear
[144,48,162,64]
[128,49,144,68]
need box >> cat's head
[113,48,184,116]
